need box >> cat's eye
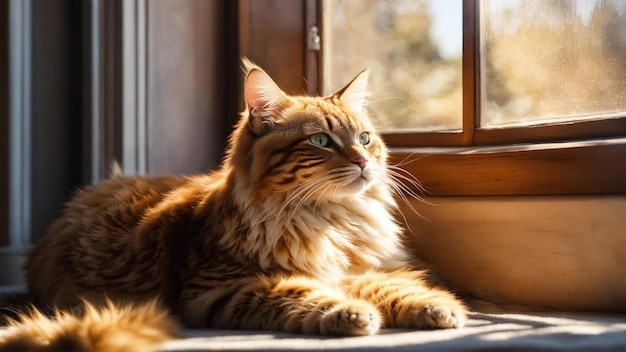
[308,133,329,147]
[358,132,370,145]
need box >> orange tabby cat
[1,60,466,350]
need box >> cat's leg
[344,269,467,329]
[179,275,381,336]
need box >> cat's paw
[320,301,381,336]
[394,296,467,329]
[421,303,466,329]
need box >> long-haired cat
[0,60,466,350]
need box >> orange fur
[11,59,467,346]
[0,299,179,352]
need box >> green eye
[358,132,370,145]
[308,133,329,147]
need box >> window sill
[389,137,626,196]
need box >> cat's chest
[239,199,407,278]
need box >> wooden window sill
[388,137,626,196]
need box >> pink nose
[354,157,368,169]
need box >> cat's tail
[0,298,180,352]
[0,291,30,327]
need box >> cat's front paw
[320,301,381,336]
[421,303,466,329]
[394,295,467,329]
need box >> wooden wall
[404,196,626,313]
[145,0,228,175]
[0,0,242,246]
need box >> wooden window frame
[381,1,626,148]
[315,0,626,196]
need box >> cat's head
[226,60,390,202]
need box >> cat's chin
[339,175,371,195]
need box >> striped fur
[9,60,466,347]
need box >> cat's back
[84,174,182,204]
[39,175,186,241]
[25,175,187,307]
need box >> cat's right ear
[244,68,286,136]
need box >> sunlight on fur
[0,299,179,352]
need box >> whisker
[270,173,339,231]
[387,172,431,203]
[312,183,334,214]
[394,193,418,236]
[393,183,430,221]
[386,178,431,224]
[392,152,419,168]
[387,165,432,197]
[364,163,435,224]
[288,180,327,222]
[388,152,432,169]
[279,181,323,219]
[249,174,330,227]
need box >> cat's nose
[353,157,368,169]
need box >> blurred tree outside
[324,0,626,131]
[324,0,463,131]
[482,0,626,126]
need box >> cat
[0,59,466,350]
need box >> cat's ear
[244,66,287,136]
[334,69,370,115]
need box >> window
[324,0,463,131]
[481,0,626,128]
[321,0,626,195]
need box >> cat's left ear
[334,69,370,115]
[244,67,287,136]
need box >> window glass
[324,0,463,131]
[480,0,626,127]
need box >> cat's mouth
[342,174,370,194]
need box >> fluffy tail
[0,299,180,352]
[0,292,30,326]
